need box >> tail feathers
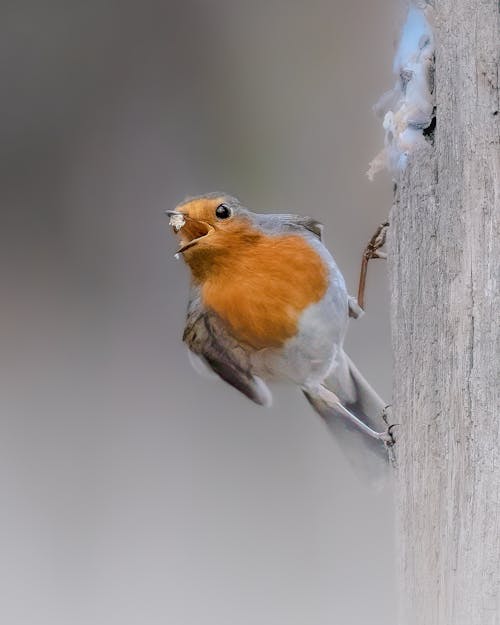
[303,351,390,481]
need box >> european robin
[167,193,393,465]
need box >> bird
[166,192,394,468]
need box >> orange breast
[201,234,329,349]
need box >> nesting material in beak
[169,213,186,232]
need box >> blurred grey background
[1,1,399,623]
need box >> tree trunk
[389,1,499,624]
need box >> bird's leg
[317,386,395,446]
[354,221,389,313]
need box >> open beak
[165,210,215,254]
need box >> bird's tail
[303,350,391,478]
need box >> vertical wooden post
[389,1,499,623]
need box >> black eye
[215,203,232,220]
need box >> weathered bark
[389,1,500,624]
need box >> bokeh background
[1,1,400,623]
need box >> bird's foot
[379,404,398,447]
[378,423,398,447]
[364,221,389,262]
[378,403,399,468]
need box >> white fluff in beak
[169,213,186,232]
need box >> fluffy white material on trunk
[368,3,434,179]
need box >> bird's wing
[182,289,272,407]
[287,215,324,240]
[256,213,323,241]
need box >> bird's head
[166,193,260,280]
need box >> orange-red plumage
[174,197,329,349]
[202,231,328,348]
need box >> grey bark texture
[389,1,500,624]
